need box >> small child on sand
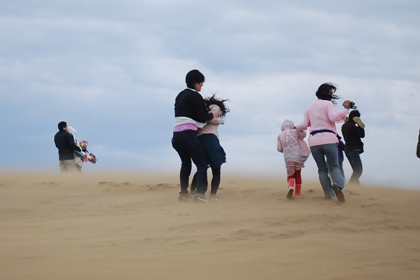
[277,119,310,199]
[79,140,97,164]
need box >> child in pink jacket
[277,119,311,199]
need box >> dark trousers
[345,148,363,185]
[172,130,208,195]
[191,166,221,195]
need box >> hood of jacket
[281,119,295,131]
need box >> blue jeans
[310,143,345,198]
[172,130,208,196]
[345,148,363,185]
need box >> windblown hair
[204,94,230,117]
[315,83,340,104]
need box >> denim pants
[310,143,345,198]
[345,148,363,185]
[172,130,208,196]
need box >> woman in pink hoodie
[295,83,352,202]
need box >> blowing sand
[1,172,419,280]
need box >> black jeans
[191,166,221,195]
[172,130,208,196]
[345,148,363,185]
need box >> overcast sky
[1,0,419,189]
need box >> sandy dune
[1,172,419,280]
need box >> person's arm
[296,128,307,139]
[354,125,365,138]
[208,118,225,125]
[327,102,349,122]
[193,94,214,122]
[295,110,310,131]
[277,134,284,153]
[67,133,81,152]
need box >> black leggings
[191,166,221,195]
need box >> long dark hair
[204,94,230,117]
[316,83,340,104]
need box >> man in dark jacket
[341,110,365,185]
[54,121,82,173]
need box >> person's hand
[342,100,352,108]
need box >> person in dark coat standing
[417,130,420,158]
[341,110,365,185]
[54,121,83,173]
[171,70,219,202]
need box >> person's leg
[285,164,295,199]
[172,132,193,196]
[59,161,67,173]
[295,168,302,197]
[200,134,225,196]
[324,144,344,189]
[287,173,295,199]
[339,162,345,181]
[310,145,333,198]
[345,149,363,185]
[182,134,208,199]
[63,159,79,173]
[210,166,221,195]
[190,172,197,194]
[324,143,345,202]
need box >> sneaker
[193,195,208,203]
[332,186,345,203]
[178,194,190,202]
[287,187,294,199]
[210,194,222,202]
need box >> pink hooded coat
[277,119,310,164]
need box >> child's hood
[67,126,77,137]
[281,119,295,131]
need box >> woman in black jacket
[341,110,365,185]
[171,70,219,202]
